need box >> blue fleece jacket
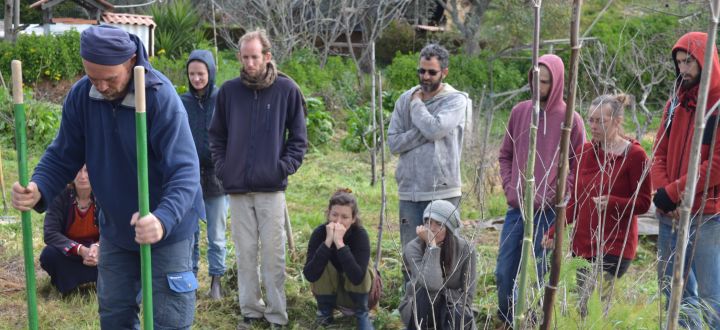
[209,74,307,193]
[32,53,204,251]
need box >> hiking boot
[208,275,223,300]
[236,317,263,330]
[315,294,335,326]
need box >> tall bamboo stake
[666,2,720,328]
[540,1,582,329]
[375,72,386,269]
[371,42,377,186]
[515,1,542,328]
[134,66,154,330]
[12,60,38,330]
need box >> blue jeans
[657,213,720,329]
[98,236,197,330]
[495,207,555,324]
[192,195,228,276]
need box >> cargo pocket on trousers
[167,271,198,293]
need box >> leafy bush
[151,0,207,59]
[150,54,189,94]
[0,89,61,151]
[305,97,334,149]
[0,31,83,84]
[383,51,526,98]
[341,92,394,153]
[280,49,361,110]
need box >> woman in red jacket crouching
[544,94,652,317]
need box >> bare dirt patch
[0,257,26,293]
[33,77,82,104]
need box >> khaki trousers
[230,192,287,325]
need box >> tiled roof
[30,0,114,10]
[51,17,96,24]
[102,12,156,27]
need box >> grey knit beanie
[423,200,461,233]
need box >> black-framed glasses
[417,68,440,76]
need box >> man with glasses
[387,43,471,274]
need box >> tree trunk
[4,0,14,42]
[514,1,542,328]
[666,1,720,328]
[540,1,582,329]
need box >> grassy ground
[0,127,665,329]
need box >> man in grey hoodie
[387,43,471,271]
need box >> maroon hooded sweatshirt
[651,32,720,215]
[499,54,586,210]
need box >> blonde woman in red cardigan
[544,94,652,317]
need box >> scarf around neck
[241,61,278,90]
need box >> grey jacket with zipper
[388,84,470,201]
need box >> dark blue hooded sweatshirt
[181,50,224,197]
[32,31,204,251]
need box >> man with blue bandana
[11,25,204,329]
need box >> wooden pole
[541,1,582,329]
[134,66,154,330]
[666,1,720,328]
[211,0,219,71]
[284,206,295,251]
[0,147,7,213]
[515,1,542,328]
[12,60,38,330]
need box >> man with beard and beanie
[387,43,471,284]
[209,29,307,330]
[495,54,585,328]
[653,31,720,329]
[11,25,204,329]
[181,49,228,300]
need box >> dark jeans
[575,254,632,317]
[97,235,197,330]
[39,246,97,294]
[495,207,555,324]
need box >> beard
[243,65,267,80]
[420,76,443,93]
[681,73,701,90]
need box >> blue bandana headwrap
[80,25,142,66]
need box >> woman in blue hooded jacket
[181,50,228,300]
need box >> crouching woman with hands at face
[303,189,375,330]
[399,200,477,330]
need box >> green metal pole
[12,60,39,330]
[134,66,153,330]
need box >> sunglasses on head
[417,68,440,76]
